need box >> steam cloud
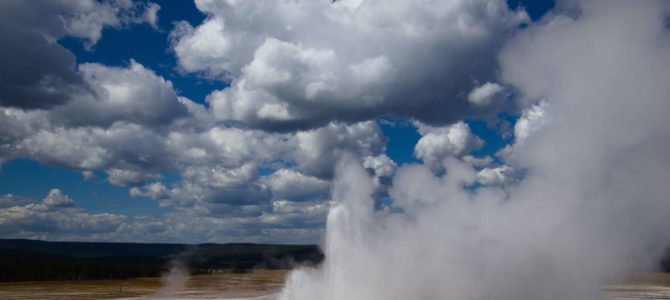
[278,1,670,299]
[152,261,190,299]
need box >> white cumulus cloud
[171,0,529,129]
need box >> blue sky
[0,0,555,243]
[6,2,669,299]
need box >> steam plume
[151,257,190,298]
[278,1,670,299]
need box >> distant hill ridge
[0,238,323,282]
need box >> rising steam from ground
[278,1,670,299]
[151,257,190,298]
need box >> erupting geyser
[278,1,670,299]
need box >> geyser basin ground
[0,270,287,300]
[3,272,670,299]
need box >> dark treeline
[661,249,670,273]
[0,239,323,282]
[0,256,162,281]
[3,238,670,282]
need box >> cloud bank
[171,0,528,130]
[0,0,159,109]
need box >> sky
[0,0,573,244]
